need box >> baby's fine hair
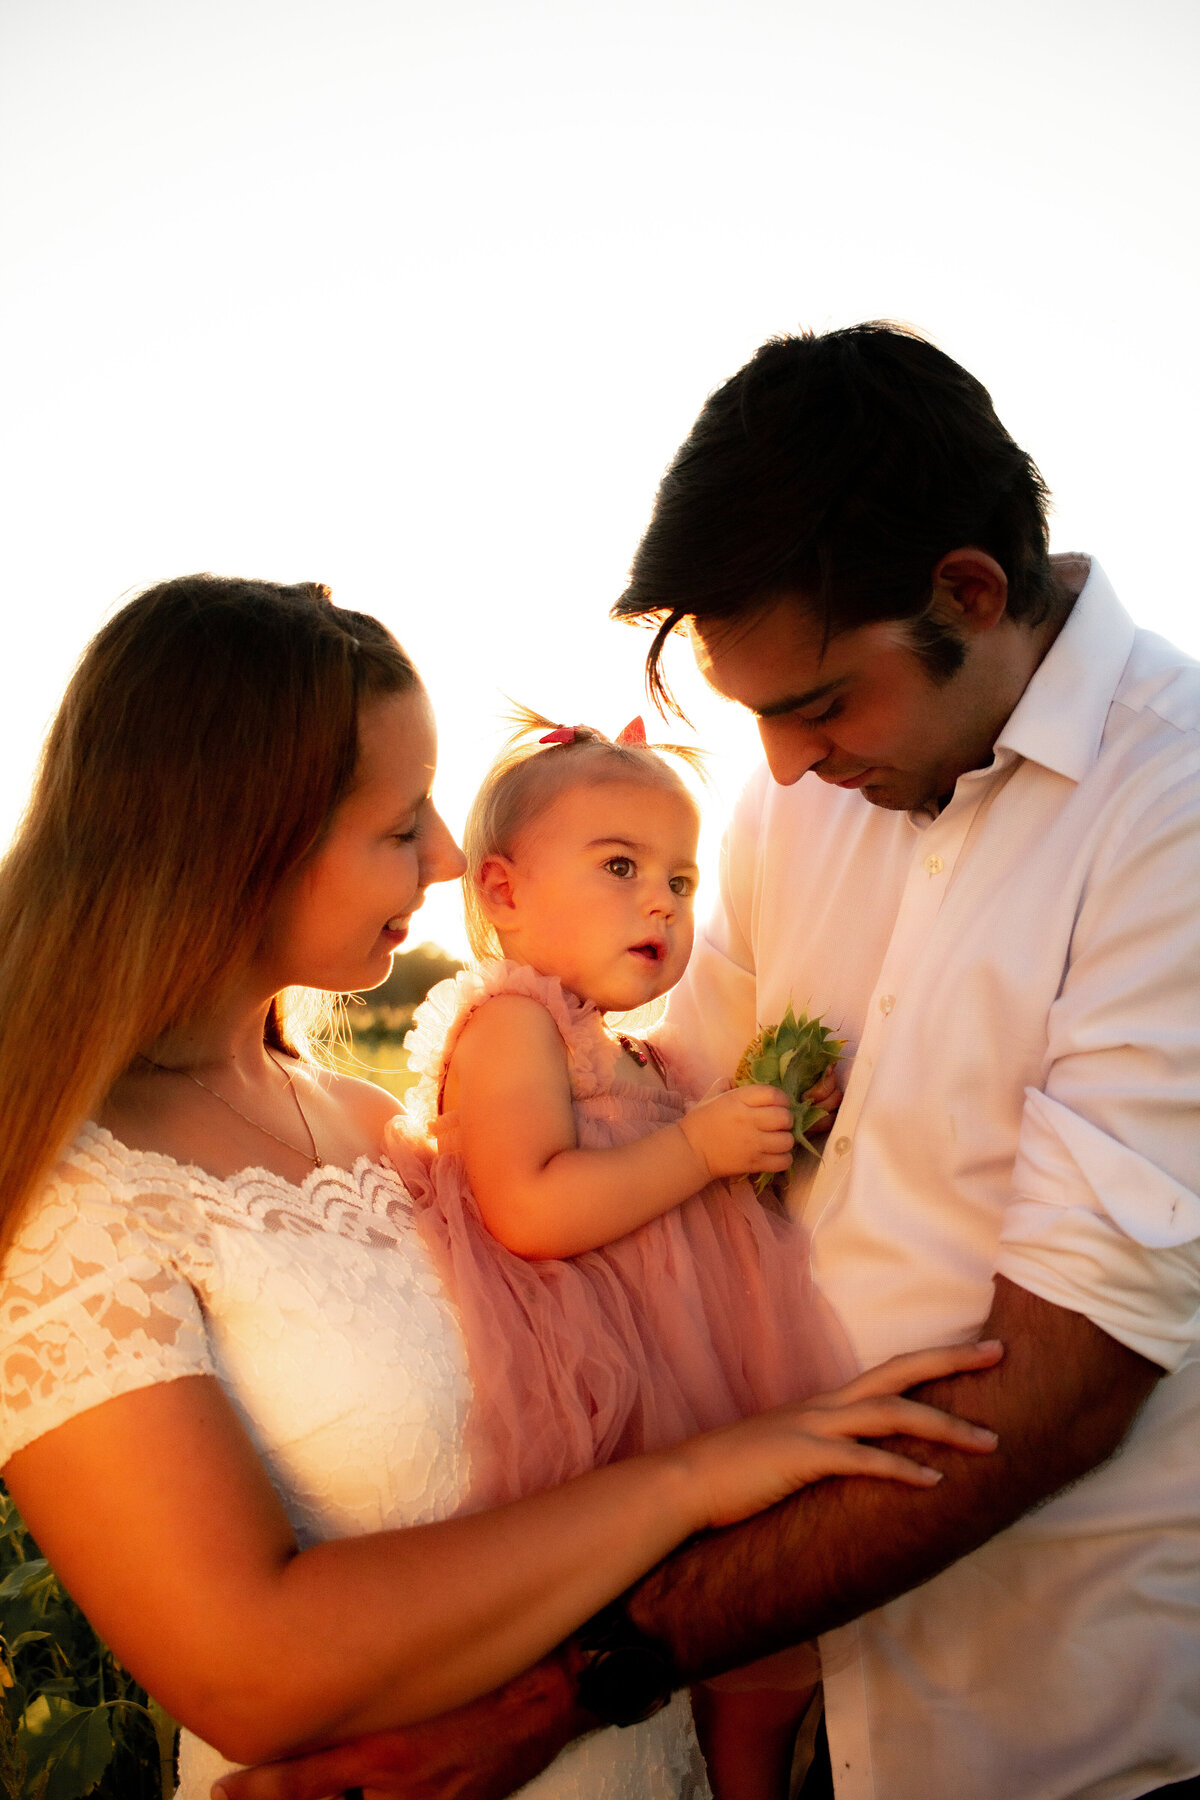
[462,704,703,962]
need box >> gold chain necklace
[139,1048,323,1168]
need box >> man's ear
[475,853,520,926]
[930,547,1009,634]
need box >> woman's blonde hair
[462,705,702,962]
[0,573,417,1259]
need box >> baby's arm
[447,995,794,1259]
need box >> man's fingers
[803,1070,840,1103]
[215,1742,391,1800]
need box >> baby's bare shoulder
[455,992,562,1054]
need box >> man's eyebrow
[752,679,844,720]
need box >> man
[221,325,1200,1800]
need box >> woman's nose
[422,808,467,886]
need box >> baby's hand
[802,1065,842,1137]
[678,1085,795,1182]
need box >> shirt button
[924,854,944,875]
[834,1136,852,1157]
[879,994,895,1015]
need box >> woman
[0,575,1000,1799]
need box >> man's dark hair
[613,322,1059,711]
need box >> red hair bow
[537,717,646,748]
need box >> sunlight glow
[3,0,1197,953]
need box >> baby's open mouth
[629,941,663,964]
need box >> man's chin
[860,776,948,813]
[859,782,913,812]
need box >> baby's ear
[475,854,519,923]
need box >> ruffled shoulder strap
[404,958,620,1133]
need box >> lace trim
[404,960,623,1133]
[67,1122,418,1249]
[0,1125,433,1467]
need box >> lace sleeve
[0,1153,217,1467]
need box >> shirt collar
[990,558,1135,785]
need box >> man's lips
[819,767,877,790]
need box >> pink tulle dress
[384,959,850,1515]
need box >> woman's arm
[3,1349,1001,1765]
[449,995,794,1258]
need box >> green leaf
[0,1512,27,1547]
[734,1005,843,1196]
[0,1561,55,1605]
[20,1695,115,1800]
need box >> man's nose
[758,718,830,786]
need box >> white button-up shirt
[659,561,1200,1799]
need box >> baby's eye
[604,856,635,879]
[669,875,694,898]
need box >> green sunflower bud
[734,1005,845,1193]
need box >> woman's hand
[666,1340,1004,1531]
[677,1084,795,1180]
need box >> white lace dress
[0,1122,710,1800]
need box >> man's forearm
[626,1277,1162,1677]
[214,1280,1164,1800]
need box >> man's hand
[800,1064,842,1136]
[213,1655,589,1800]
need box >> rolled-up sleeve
[997,762,1200,1370]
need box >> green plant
[734,1005,845,1193]
[0,1485,176,1800]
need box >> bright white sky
[2,0,1197,954]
